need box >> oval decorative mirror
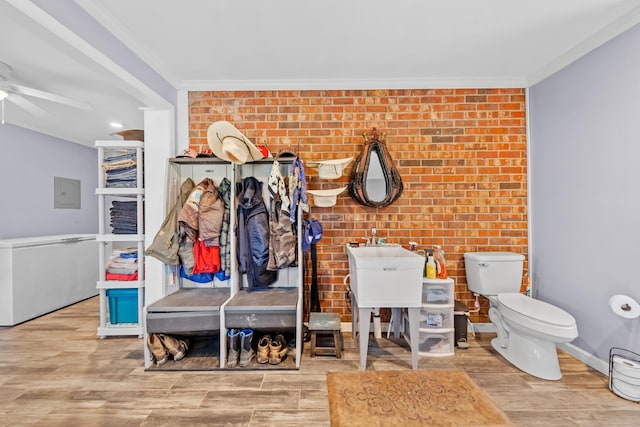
[348,129,403,207]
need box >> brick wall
[188,89,528,322]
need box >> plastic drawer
[422,281,454,305]
[420,305,454,329]
[418,329,454,357]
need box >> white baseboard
[338,320,609,376]
[469,323,609,376]
[468,322,496,334]
[471,323,609,376]
[558,343,609,376]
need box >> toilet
[464,252,578,380]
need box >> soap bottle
[426,255,437,279]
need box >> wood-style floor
[1,297,638,426]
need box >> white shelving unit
[95,140,145,338]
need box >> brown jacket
[179,178,225,245]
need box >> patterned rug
[327,370,512,427]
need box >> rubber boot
[239,329,256,367]
[227,329,240,368]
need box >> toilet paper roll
[609,294,640,319]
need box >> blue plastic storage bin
[107,288,139,324]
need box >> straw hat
[207,121,265,164]
[307,186,347,207]
[316,157,353,180]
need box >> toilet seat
[497,293,578,340]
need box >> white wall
[529,23,640,364]
[0,124,98,239]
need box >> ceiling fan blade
[12,84,92,110]
[7,94,52,120]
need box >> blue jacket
[236,177,277,291]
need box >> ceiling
[1,0,639,147]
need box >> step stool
[308,312,342,358]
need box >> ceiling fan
[0,60,92,124]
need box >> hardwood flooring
[0,297,638,426]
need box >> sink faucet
[371,228,377,246]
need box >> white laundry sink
[346,245,424,308]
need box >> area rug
[327,370,511,427]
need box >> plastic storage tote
[107,288,139,324]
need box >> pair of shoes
[269,334,288,365]
[147,333,190,365]
[256,334,289,365]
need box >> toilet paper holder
[609,294,640,319]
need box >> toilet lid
[497,293,576,327]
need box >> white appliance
[0,234,98,326]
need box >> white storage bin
[422,280,454,305]
[418,329,454,356]
[420,305,454,329]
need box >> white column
[143,108,175,305]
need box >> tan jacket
[179,178,224,246]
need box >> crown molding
[178,76,528,91]
[527,6,640,86]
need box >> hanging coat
[178,177,224,245]
[267,160,296,270]
[237,176,277,291]
[217,178,232,280]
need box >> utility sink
[346,245,425,308]
[346,244,425,370]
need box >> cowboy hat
[307,186,347,207]
[207,121,265,164]
[316,157,353,180]
[112,129,144,141]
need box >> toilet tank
[464,252,525,295]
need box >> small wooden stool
[308,312,342,358]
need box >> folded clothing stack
[103,149,138,188]
[110,200,138,234]
[105,248,138,281]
